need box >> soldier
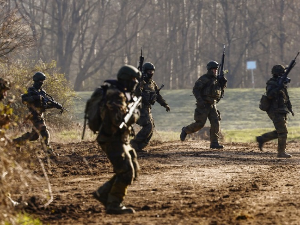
[256,65,293,158]
[92,65,141,214]
[180,61,225,149]
[130,62,170,152]
[0,78,11,128]
[13,72,62,155]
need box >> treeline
[9,0,300,90]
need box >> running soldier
[130,62,170,152]
[180,61,226,149]
[256,65,293,158]
[92,65,141,214]
[13,72,63,155]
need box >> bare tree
[0,0,34,62]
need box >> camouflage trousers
[97,140,140,205]
[131,106,154,150]
[13,116,50,146]
[184,103,220,143]
[259,112,288,142]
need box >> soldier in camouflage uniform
[130,62,170,152]
[180,61,226,149]
[256,65,293,158]
[13,72,62,155]
[92,65,141,214]
[0,78,11,128]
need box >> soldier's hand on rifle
[165,105,170,112]
[218,76,227,89]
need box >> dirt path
[25,140,300,225]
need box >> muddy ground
[22,139,300,225]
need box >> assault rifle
[217,45,227,100]
[278,52,300,88]
[40,92,68,113]
[138,48,144,72]
[119,96,142,129]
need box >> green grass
[4,213,42,225]
[223,126,300,143]
[72,88,300,143]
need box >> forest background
[10,0,300,91]
[1,1,300,223]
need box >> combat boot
[92,179,114,207]
[277,137,292,158]
[180,127,187,141]
[256,136,264,151]
[106,203,135,214]
[106,194,135,214]
[210,142,223,149]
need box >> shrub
[0,60,76,129]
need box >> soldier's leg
[273,114,291,158]
[127,146,140,180]
[184,106,209,134]
[13,129,39,145]
[208,105,223,148]
[131,111,154,151]
[35,119,56,155]
[256,112,281,151]
[104,142,136,214]
[93,175,117,207]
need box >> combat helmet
[33,72,46,81]
[207,61,219,70]
[117,65,141,92]
[0,78,10,91]
[271,65,285,75]
[117,65,141,81]
[142,62,155,73]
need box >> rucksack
[259,93,271,111]
[83,86,107,134]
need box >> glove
[165,105,170,112]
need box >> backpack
[84,86,107,134]
[259,93,271,111]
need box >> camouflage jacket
[266,77,292,114]
[136,79,168,109]
[23,86,58,118]
[193,70,223,105]
[98,83,139,143]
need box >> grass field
[73,88,300,142]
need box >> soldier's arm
[106,89,127,128]
[193,76,209,103]
[23,87,42,103]
[153,83,166,105]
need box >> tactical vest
[140,80,156,105]
[201,75,222,103]
[267,78,289,113]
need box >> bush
[0,60,76,129]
